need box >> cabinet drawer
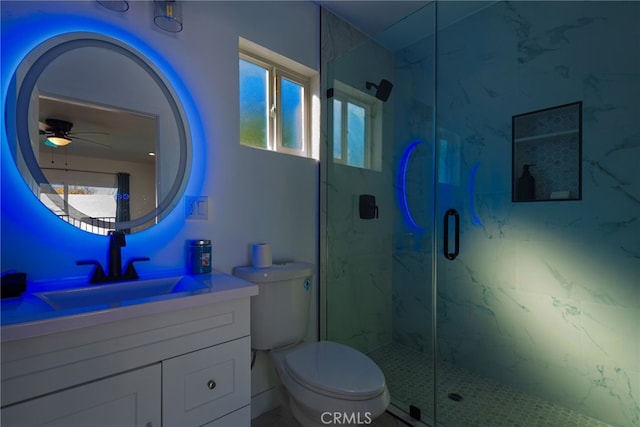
[162,336,251,427]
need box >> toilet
[233,262,390,427]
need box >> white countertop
[0,271,258,342]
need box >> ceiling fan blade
[39,121,53,132]
[70,131,110,136]
[73,136,111,148]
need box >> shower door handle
[443,208,460,260]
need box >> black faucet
[77,231,149,284]
[108,230,126,279]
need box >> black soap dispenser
[517,164,536,201]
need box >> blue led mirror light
[2,20,200,236]
[1,9,207,282]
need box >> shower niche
[512,101,582,202]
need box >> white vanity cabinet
[1,287,255,427]
[1,364,162,427]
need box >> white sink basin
[35,276,205,310]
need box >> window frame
[330,80,381,171]
[332,95,373,168]
[239,50,311,158]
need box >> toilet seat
[283,341,386,400]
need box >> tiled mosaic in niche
[513,102,582,201]
[515,133,580,199]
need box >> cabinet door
[163,336,251,427]
[1,364,161,427]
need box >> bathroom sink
[34,276,205,310]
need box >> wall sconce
[154,0,183,33]
[97,1,129,12]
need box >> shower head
[366,79,393,102]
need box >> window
[40,181,118,235]
[239,38,317,158]
[39,168,125,235]
[330,80,382,171]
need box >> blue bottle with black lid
[188,240,212,274]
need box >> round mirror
[6,33,189,234]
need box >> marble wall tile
[327,252,393,353]
[517,239,638,308]
[582,302,640,373]
[392,249,433,352]
[575,361,638,426]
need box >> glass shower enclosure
[321,2,639,426]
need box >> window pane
[39,184,65,215]
[332,99,343,160]
[347,102,365,168]
[280,77,304,150]
[68,185,117,219]
[240,59,269,148]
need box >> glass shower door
[322,3,438,424]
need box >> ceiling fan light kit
[39,118,110,149]
[46,134,72,147]
[40,119,71,146]
[40,119,73,147]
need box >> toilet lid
[284,341,386,400]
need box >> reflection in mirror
[9,35,189,234]
[37,96,157,234]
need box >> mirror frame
[10,32,190,233]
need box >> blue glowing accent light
[1,9,206,279]
[398,140,425,232]
[470,162,482,226]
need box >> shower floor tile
[368,343,612,427]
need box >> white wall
[1,0,319,419]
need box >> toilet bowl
[232,262,390,425]
[270,341,390,427]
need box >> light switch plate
[185,196,208,220]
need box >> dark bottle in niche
[517,164,536,201]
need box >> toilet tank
[233,262,314,350]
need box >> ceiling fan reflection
[39,118,111,148]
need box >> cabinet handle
[207,380,217,390]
